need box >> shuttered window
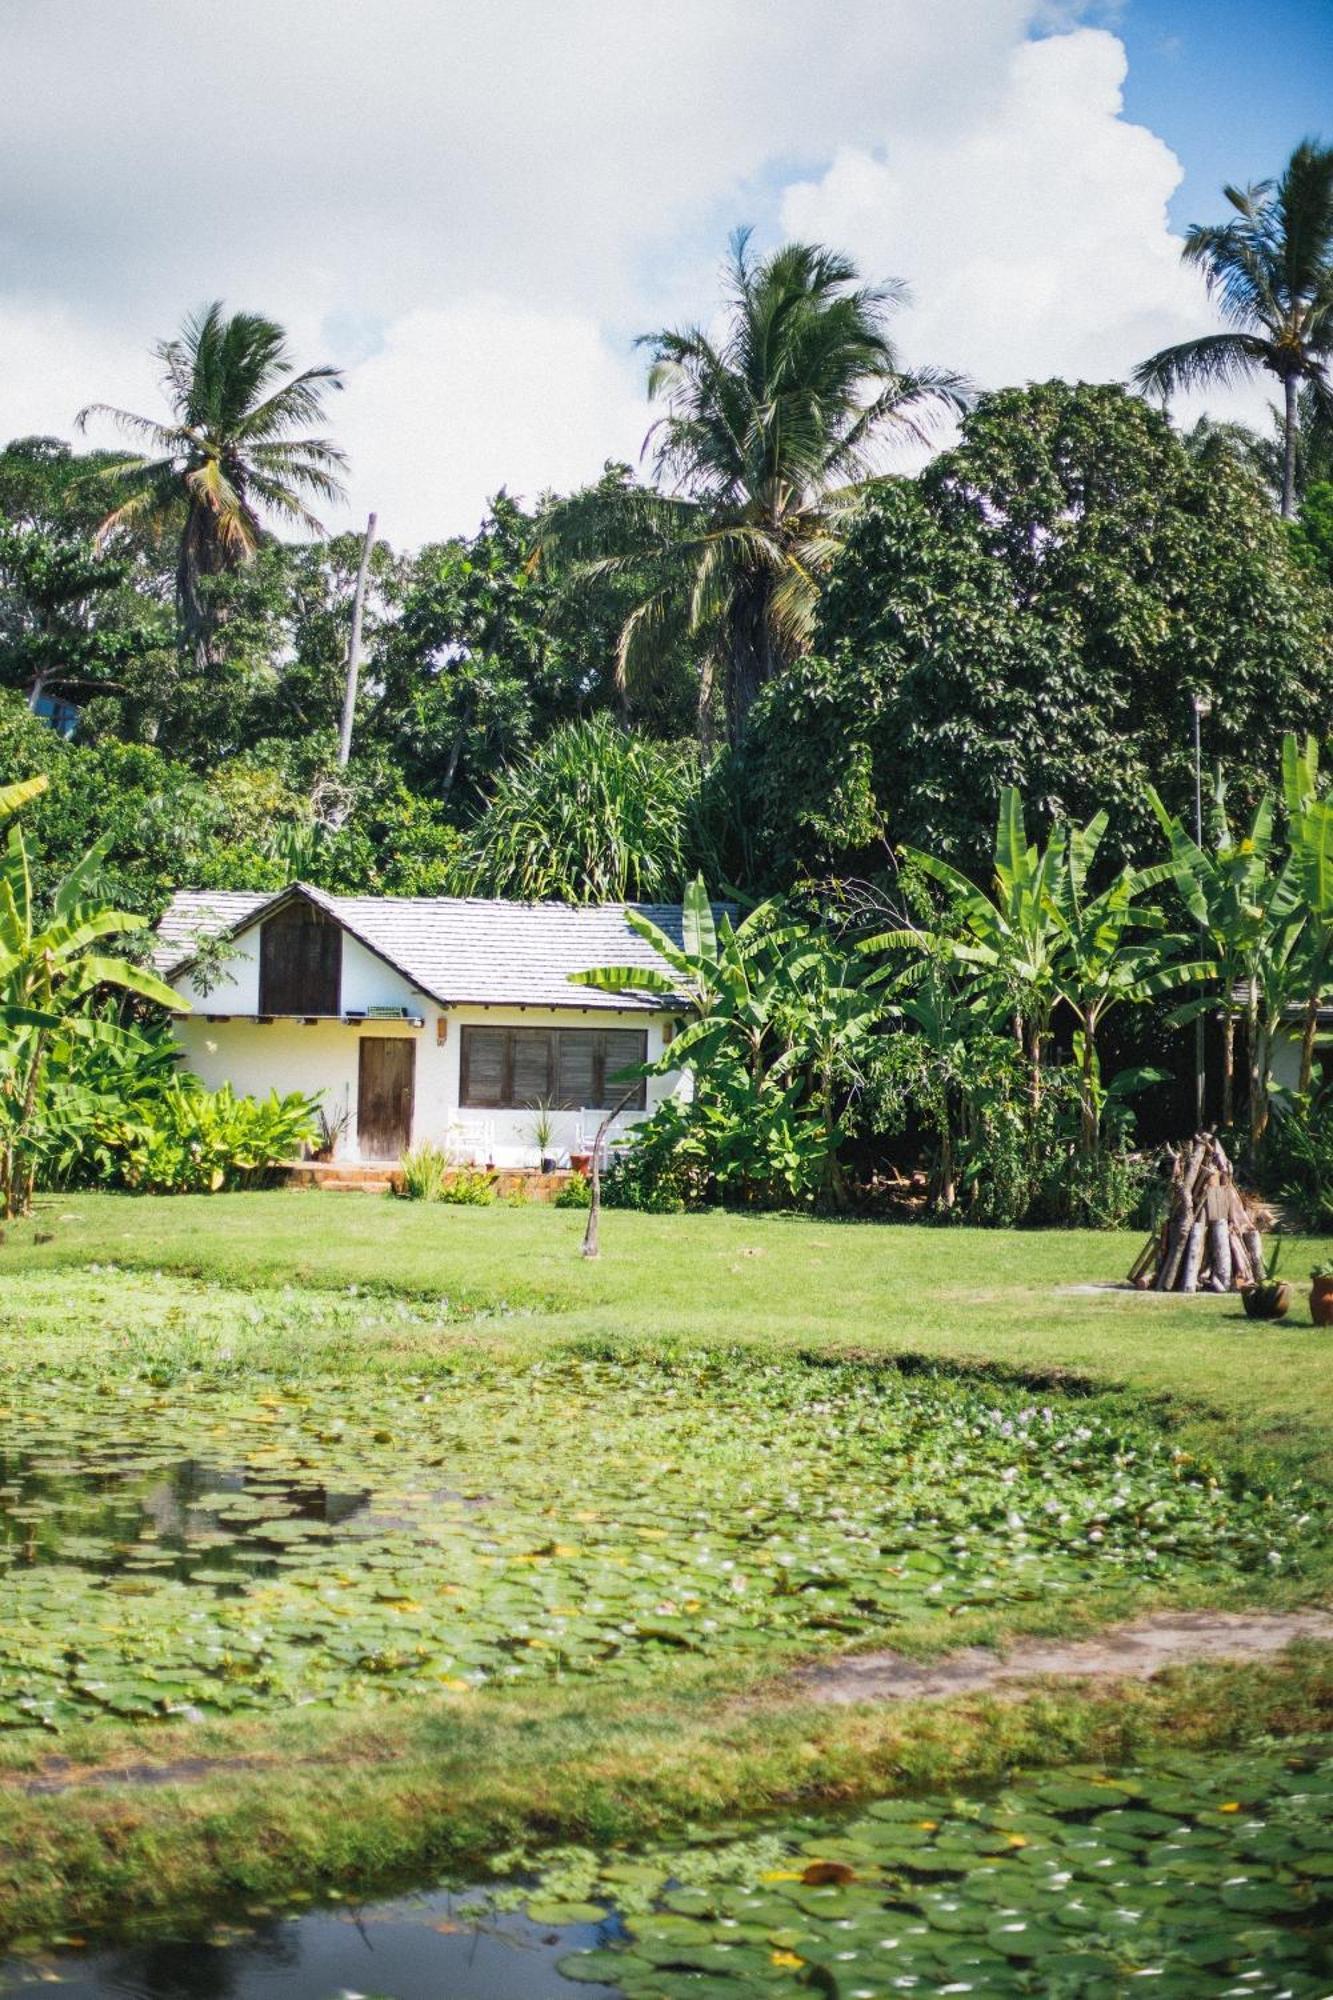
[258,899,342,1015]
[460,1026,647,1110]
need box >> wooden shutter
[511,1028,553,1106]
[258,900,341,1015]
[460,1026,507,1107]
[599,1029,647,1109]
[555,1030,598,1108]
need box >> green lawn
[1,1191,1331,1947]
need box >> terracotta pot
[569,1152,592,1176]
[1241,1281,1291,1321]
[1310,1275,1333,1326]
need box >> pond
[3,1741,1331,1997]
[0,1357,1324,1728]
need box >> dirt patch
[13,1752,271,1795]
[797,1609,1333,1705]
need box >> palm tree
[1135,139,1333,517]
[78,303,346,666]
[540,231,967,744]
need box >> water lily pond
[3,1742,1331,1997]
[0,1355,1323,1728]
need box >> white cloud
[0,4,1274,542]
[781,28,1269,428]
[338,303,649,548]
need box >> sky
[0,0,1329,550]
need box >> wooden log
[1180,1216,1206,1293]
[1208,1219,1233,1292]
[1229,1227,1253,1287]
[1128,1232,1160,1285]
[1158,1193,1193,1291]
[1244,1226,1265,1281]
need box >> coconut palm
[540,231,968,744]
[1135,139,1333,517]
[78,303,346,666]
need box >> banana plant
[569,874,795,1085]
[895,789,1076,1105]
[1144,776,1306,1149]
[0,811,181,1215]
[570,876,881,1207]
[1282,731,1333,1093]
[1043,824,1180,1155]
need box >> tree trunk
[177,503,227,674]
[1221,1012,1235,1128]
[1282,372,1300,520]
[1249,1016,1272,1155]
[337,513,377,769]
[724,574,778,747]
[1078,1015,1098,1157]
[937,1114,956,1212]
[4,1030,48,1220]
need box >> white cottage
[154,884,693,1168]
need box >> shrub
[553,1170,592,1208]
[439,1166,497,1206]
[397,1142,451,1202]
[108,1082,319,1195]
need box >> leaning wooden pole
[337,511,377,770]
[581,1086,640,1260]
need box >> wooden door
[357,1038,415,1160]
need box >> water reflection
[0,1449,372,1584]
[0,1896,621,2000]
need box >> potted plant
[528,1099,558,1173]
[310,1091,350,1163]
[1310,1261,1333,1326]
[1240,1236,1290,1321]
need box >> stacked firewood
[1128,1133,1271,1293]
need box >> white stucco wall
[170,992,681,1167]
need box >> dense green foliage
[723,384,1333,882]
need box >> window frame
[459,1024,648,1111]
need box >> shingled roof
[154,884,715,1013]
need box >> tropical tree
[78,303,346,666]
[0,776,181,1214]
[1135,139,1333,516]
[539,231,967,744]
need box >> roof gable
[155,884,721,1013]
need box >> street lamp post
[1192,692,1212,1127]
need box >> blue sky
[0,1,1325,544]
[1117,0,1333,220]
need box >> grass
[1,1190,1332,1946]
